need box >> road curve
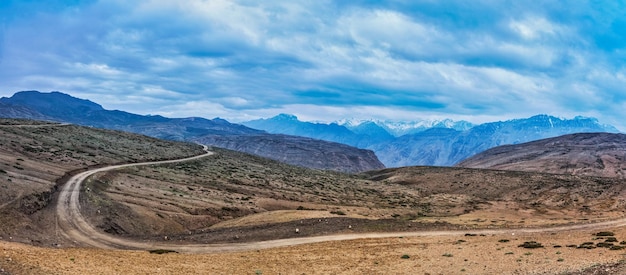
[56,147,626,254]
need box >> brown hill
[456,132,626,178]
[0,119,203,243]
[194,134,384,173]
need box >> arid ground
[3,119,626,274]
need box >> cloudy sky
[1,1,625,130]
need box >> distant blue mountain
[5,91,619,169]
[242,114,394,148]
[373,114,620,167]
[243,114,620,167]
[339,118,474,136]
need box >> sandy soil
[3,225,626,274]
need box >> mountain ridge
[0,91,384,173]
[242,113,620,167]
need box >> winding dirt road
[55,146,626,254]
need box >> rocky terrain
[78,144,626,245]
[0,119,203,243]
[3,118,626,273]
[457,132,626,178]
[0,91,384,173]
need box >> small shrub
[330,210,346,215]
[498,239,510,243]
[605,237,618,243]
[553,245,562,248]
[505,252,514,255]
[149,249,178,254]
[401,254,410,259]
[442,253,453,257]
[566,244,577,248]
[578,242,595,249]
[464,233,477,237]
[557,258,564,262]
[610,245,626,250]
[595,231,615,237]
[518,241,544,249]
[597,242,613,248]
[0,169,6,174]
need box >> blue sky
[1,1,625,130]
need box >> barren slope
[456,132,626,178]
[0,119,204,244]
[80,146,626,246]
[193,134,385,173]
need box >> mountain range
[337,117,475,136]
[1,90,620,170]
[0,91,384,173]
[242,113,620,167]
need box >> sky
[1,1,625,130]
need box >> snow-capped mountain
[244,114,620,167]
[337,118,474,137]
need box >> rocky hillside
[0,119,203,243]
[194,134,384,173]
[456,132,626,178]
[0,91,385,172]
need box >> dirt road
[55,146,626,254]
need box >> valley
[3,0,626,273]
[2,118,626,273]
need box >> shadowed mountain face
[0,91,384,173]
[0,91,261,139]
[0,101,52,121]
[194,134,384,173]
[456,133,626,178]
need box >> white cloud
[1,0,625,131]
